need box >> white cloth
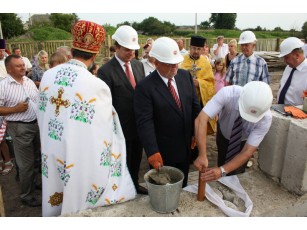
[141,59,155,76]
[213,43,229,59]
[203,85,272,147]
[0,59,7,80]
[277,58,307,105]
[37,59,136,216]
[22,56,32,70]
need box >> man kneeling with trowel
[194,81,273,182]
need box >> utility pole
[0,21,3,39]
[195,13,198,34]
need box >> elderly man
[97,25,146,194]
[226,31,270,86]
[176,38,188,56]
[213,35,229,60]
[134,37,201,187]
[37,20,136,216]
[0,39,7,79]
[0,54,40,207]
[180,35,216,135]
[277,37,307,105]
[194,81,273,181]
[56,46,72,61]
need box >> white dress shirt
[203,85,272,147]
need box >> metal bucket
[144,166,184,213]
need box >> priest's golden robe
[180,55,216,134]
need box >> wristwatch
[220,166,227,177]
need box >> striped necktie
[168,79,182,111]
[225,115,243,162]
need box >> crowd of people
[0,19,307,217]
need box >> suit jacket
[97,57,145,140]
[134,69,201,164]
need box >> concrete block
[281,119,307,195]
[258,111,291,178]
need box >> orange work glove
[191,136,197,149]
[148,152,163,170]
[284,106,307,119]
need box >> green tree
[302,21,307,38]
[49,13,79,32]
[200,21,211,29]
[0,13,24,39]
[116,21,131,27]
[138,17,176,35]
[274,27,284,31]
[209,13,237,29]
[103,23,116,36]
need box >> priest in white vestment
[37,20,136,217]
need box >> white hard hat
[278,37,304,57]
[149,37,183,64]
[239,81,273,123]
[112,25,140,50]
[238,31,257,44]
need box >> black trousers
[126,138,143,187]
[216,121,247,176]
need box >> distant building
[29,14,51,26]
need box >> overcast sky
[4,0,307,31]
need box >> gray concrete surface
[259,110,307,195]
[63,166,307,217]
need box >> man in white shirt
[213,36,229,60]
[177,39,188,56]
[0,39,7,80]
[13,47,32,73]
[194,81,273,181]
[277,37,307,105]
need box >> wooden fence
[6,35,282,61]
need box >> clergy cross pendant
[189,64,201,79]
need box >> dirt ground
[0,70,282,217]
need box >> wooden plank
[0,185,5,217]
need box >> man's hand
[193,79,199,87]
[200,167,222,182]
[193,155,208,172]
[148,152,163,170]
[14,102,29,113]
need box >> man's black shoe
[137,185,148,195]
[21,197,41,207]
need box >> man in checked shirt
[226,31,270,86]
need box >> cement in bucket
[144,166,184,213]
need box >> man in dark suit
[97,25,146,194]
[134,37,201,187]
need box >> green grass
[9,27,72,42]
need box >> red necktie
[168,79,182,111]
[124,63,136,89]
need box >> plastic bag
[184,175,253,217]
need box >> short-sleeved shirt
[213,43,229,59]
[203,85,272,147]
[277,58,307,105]
[22,56,32,70]
[226,53,270,86]
[0,75,38,122]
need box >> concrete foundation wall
[258,113,290,178]
[281,121,307,195]
[258,110,307,195]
